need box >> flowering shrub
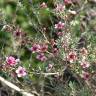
[0,0,96,96]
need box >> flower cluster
[6,56,27,77]
[36,53,47,61]
[30,43,48,53]
[66,47,90,80]
[55,21,65,30]
[30,43,48,61]
[55,4,65,12]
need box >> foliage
[0,0,96,96]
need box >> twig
[0,76,34,96]
[30,72,59,77]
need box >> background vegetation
[0,0,96,96]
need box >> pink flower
[80,61,90,69]
[36,53,47,61]
[39,44,48,52]
[67,51,77,63]
[64,0,72,5]
[16,66,27,77]
[14,28,22,37]
[55,21,64,30]
[6,56,19,66]
[30,44,40,53]
[81,71,89,80]
[40,2,47,8]
[55,4,65,12]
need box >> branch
[0,76,35,96]
[31,72,59,77]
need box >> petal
[17,74,22,77]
